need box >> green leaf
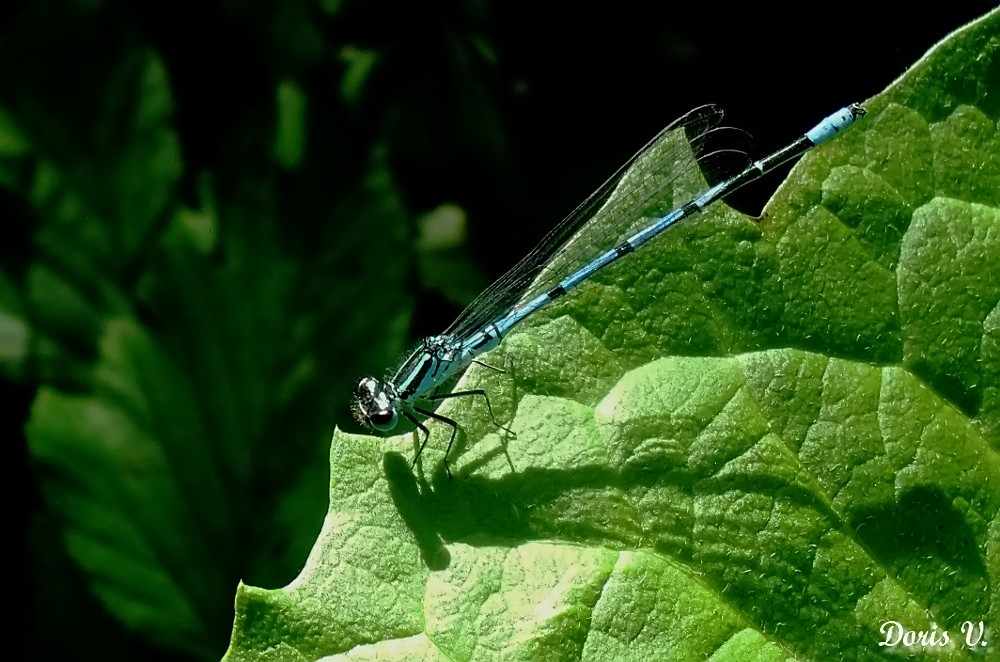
[15,11,415,656]
[0,268,30,379]
[275,80,308,170]
[228,10,1000,661]
[29,319,225,656]
[26,147,413,657]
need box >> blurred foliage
[3,0,996,659]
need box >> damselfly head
[352,376,399,431]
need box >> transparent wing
[443,104,751,340]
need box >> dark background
[4,1,994,659]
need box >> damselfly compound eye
[368,409,398,431]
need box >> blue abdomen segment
[806,105,865,146]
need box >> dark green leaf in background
[8,0,415,657]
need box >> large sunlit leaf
[227,10,1000,661]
